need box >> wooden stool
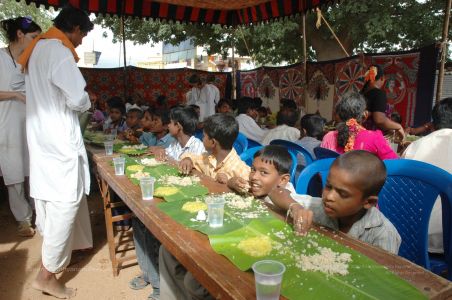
[97,171,137,276]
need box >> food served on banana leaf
[119,144,148,154]
[237,236,272,257]
[141,157,163,167]
[295,247,352,276]
[158,175,200,187]
[130,171,150,180]
[154,186,179,197]
[182,201,208,213]
[127,165,145,172]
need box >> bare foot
[32,274,76,299]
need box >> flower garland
[344,118,364,152]
[364,66,377,83]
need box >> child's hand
[227,177,250,194]
[152,148,167,161]
[179,158,194,175]
[215,173,229,184]
[290,204,313,236]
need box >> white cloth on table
[235,113,268,143]
[186,85,216,121]
[25,39,93,267]
[0,48,29,186]
[261,124,300,145]
[165,135,206,161]
[403,128,452,254]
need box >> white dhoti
[35,165,93,273]
[7,182,33,223]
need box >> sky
[76,24,162,68]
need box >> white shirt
[26,39,91,202]
[0,48,29,185]
[206,83,220,105]
[187,84,216,121]
[403,128,452,253]
[236,113,268,143]
[261,124,301,145]
[165,135,206,161]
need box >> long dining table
[85,145,452,299]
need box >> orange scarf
[18,26,79,72]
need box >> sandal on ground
[129,275,150,290]
[18,221,35,237]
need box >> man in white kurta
[186,75,216,121]
[0,48,34,237]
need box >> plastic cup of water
[252,260,286,300]
[113,157,125,176]
[111,128,118,139]
[205,195,225,228]
[140,177,155,200]
[104,134,114,141]
[104,141,114,155]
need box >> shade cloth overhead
[22,0,336,26]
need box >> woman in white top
[0,17,41,237]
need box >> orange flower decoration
[344,118,364,152]
[364,66,377,83]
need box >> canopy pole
[435,0,451,103]
[120,14,127,100]
[302,12,308,113]
[232,39,236,99]
[316,8,349,57]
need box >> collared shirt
[166,136,206,161]
[181,148,250,181]
[236,114,268,143]
[140,132,175,147]
[403,128,452,253]
[261,125,301,146]
[296,136,321,159]
[292,195,401,254]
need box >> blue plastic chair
[378,159,452,279]
[314,147,340,159]
[240,146,263,166]
[295,158,335,194]
[233,132,248,155]
[247,138,262,149]
[194,129,203,140]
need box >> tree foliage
[96,0,450,64]
[0,0,53,44]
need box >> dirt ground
[0,184,152,300]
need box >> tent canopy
[23,0,335,26]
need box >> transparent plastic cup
[110,128,118,139]
[104,134,114,141]
[252,260,286,300]
[205,195,226,228]
[104,141,114,155]
[113,157,125,176]
[140,177,155,200]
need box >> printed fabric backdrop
[237,44,438,127]
[80,66,232,107]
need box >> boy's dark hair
[333,150,387,198]
[432,97,452,130]
[54,6,94,33]
[152,108,170,125]
[107,96,125,115]
[188,74,202,85]
[127,108,143,118]
[335,93,367,148]
[203,114,238,150]
[253,97,263,107]
[276,109,298,127]
[280,98,297,111]
[300,114,325,140]
[217,98,232,109]
[206,74,215,83]
[257,107,268,116]
[170,106,198,136]
[1,17,41,43]
[254,145,292,175]
[237,97,258,114]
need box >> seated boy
[119,104,143,140]
[258,150,401,254]
[151,106,205,161]
[103,96,127,133]
[139,108,175,147]
[179,113,250,183]
[261,108,300,145]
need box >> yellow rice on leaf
[127,165,145,172]
[154,186,179,197]
[181,201,208,213]
[237,236,272,257]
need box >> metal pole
[435,0,451,103]
[302,13,308,112]
[232,38,236,99]
[120,14,127,100]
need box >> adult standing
[206,73,220,113]
[0,17,41,237]
[18,7,94,299]
[361,65,404,140]
[186,74,216,121]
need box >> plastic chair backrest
[314,147,340,159]
[247,138,262,149]
[378,159,452,276]
[233,132,248,155]
[194,129,203,140]
[239,146,263,166]
[295,158,334,194]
